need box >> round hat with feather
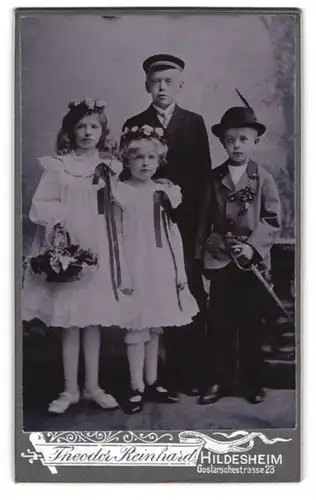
[211,89,266,138]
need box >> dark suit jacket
[121,104,212,260]
[195,159,281,270]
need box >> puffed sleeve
[93,157,123,192]
[29,157,65,233]
[160,183,182,208]
[108,157,123,177]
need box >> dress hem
[22,311,133,330]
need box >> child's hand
[53,223,69,247]
[231,243,254,261]
[45,221,68,248]
[54,221,66,231]
[154,178,174,187]
[156,183,182,209]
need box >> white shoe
[83,387,119,410]
[48,391,80,414]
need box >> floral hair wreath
[68,99,107,113]
[122,124,166,144]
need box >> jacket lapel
[165,104,184,136]
[147,104,164,128]
[231,159,258,194]
[146,103,185,136]
[218,161,234,192]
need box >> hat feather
[235,88,256,117]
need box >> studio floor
[23,389,296,432]
[22,317,296,432]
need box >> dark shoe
[123,388,144,414]
[197,384,228,405]
[244,388,265,404]
[145,382,179,403]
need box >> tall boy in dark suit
[196,96,281,404]
[121,54,212,397]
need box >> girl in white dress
[120,125,199,413]
[23,99,135,414]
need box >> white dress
[22,152,137,329]
[123,180,199,330]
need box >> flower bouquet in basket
[29,223,98,283]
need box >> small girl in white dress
[23,99,136,414]
[119,125,199,414]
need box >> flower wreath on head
[121,124,166,144]
[68,98,107,113]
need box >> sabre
[203,233,294,324]
[229,245,294,324]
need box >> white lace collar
[61,151,102,178]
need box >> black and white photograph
[15,8,300,482]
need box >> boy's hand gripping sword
[204,232,293,324]
[225,234,294,324]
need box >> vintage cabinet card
[15,7,300,482]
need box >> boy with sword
[196,91,282,404]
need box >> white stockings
[61,325,101,395]
[127,329,160,392]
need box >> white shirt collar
[152,102,176,117]
[228,162,248,170]
[228,162,248,185]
